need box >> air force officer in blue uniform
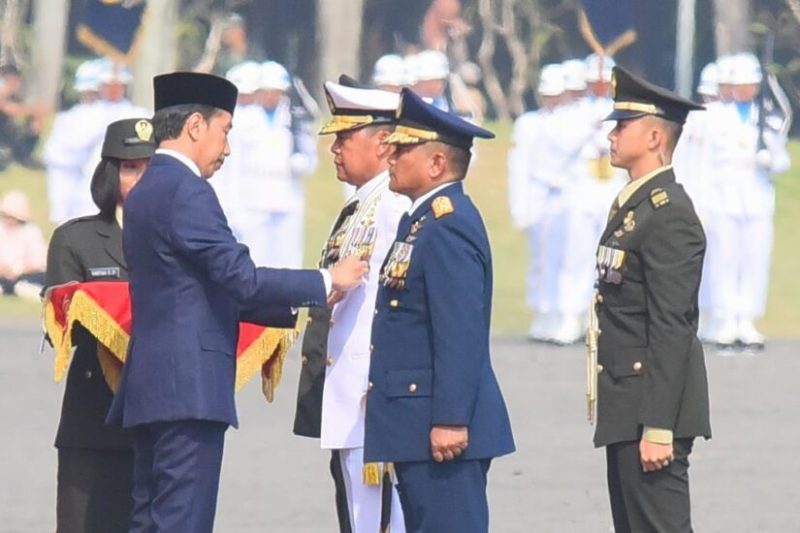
[107,72,367,533]
[364,89,515,532]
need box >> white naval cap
[225,61,262,95]
[74,59,103,92]
[584,53,615,82]
[259,61,291,91]
[715,54,736,84]
[372,54,409,87]
[96,57,133,85]
[562,59,587,91]
[538,63,565,96]
[729,52,762,85]
[320,80,400,135]
[407,50,450,83]
[697,62,719,96]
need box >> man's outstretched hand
[329,255,369,292]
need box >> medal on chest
[597,245,626,285]
[380,241,413,290]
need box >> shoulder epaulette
[650,188,670,209]
[432,196,454,219]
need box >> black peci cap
[605,66,704,124]
[153,72,238,114]
[101,118,156,160]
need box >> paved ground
[1,320,798,532]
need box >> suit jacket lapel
[95,217,127,270]
[600,170,675,242]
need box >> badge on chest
[380,242,413,290]
[596,245,626,285]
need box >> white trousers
[338,447,406,533]
[525,192,566,314]
[559,207,607,316]
[704,212,773,318]
[233,209,304,268]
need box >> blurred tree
[317,0,365,92]
[29,0,67,110]
[131,0,179,108]
[714,0,753,53]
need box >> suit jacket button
[389,299,399,308]
[326,357,334,367]
[597,364,604,374]
[408,383,417,393]
[370,344,374,352]
[374,309,379,316]
[633,361,642,372]
[368,381,373,391]
[85,370,92,379]
[596,294,604,304]
[301,355,309,366]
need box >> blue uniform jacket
[107,154,326,429]
[364,182,515,462]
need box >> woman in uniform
[46,117,154,532]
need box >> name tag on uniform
[89,266,121,279]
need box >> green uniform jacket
[594,168,712,448]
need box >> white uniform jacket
[320,171,410,450]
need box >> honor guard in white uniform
[213,60,318,267]
[557,55,627,344]
[673,61,720,337]
[44,59,148,224]
[700,53,791,348]
[509,64,581,341]
[316,81,409,532]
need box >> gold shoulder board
[432,196,454,219]
[650,188,670,209]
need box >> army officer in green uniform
[591,66,711,532]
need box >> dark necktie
[320,200,359,268]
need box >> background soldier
[593,66,711,532]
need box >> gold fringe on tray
[44,289,130,383]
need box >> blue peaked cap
[385,88,494,149]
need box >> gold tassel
[363,462,382,486]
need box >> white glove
[755,149,773,170]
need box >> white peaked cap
[730,52,762,85]
[697,62,719,96]
[225,61,262,95]
[373,54,409,87]
[259,61,291,91]
[584,54,615,82]
[320,81,400,135]
[97,57,133,84]
[562,59,587,91]
[407,50,450,82]
[538,64,565,96]
[74,59,104,92]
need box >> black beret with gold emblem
[605,66,704,124]
[101,118,156,160]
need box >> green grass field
[2,127,798,337]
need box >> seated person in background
[0,189,46,300]
[0,64,47,170]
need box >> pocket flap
[199,332,233,355]
[610,347,647,378]
[385,368,433,398]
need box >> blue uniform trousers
[394,459,491,533]
[129,420,227,533]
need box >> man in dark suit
[591,66,712,532]
[106,72,367,533]
[363,88,515,533]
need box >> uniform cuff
[320,269,332,296]
[642,427,673,444]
